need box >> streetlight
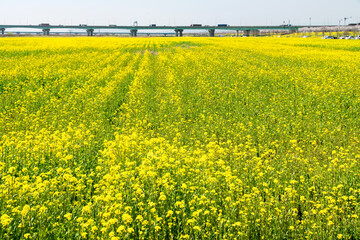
[338,19,343,37]
[343,17,352,37]
[344,17,352,26]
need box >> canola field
[1,37,360,239]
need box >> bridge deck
[0,25,322,31]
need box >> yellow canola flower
[0,214,12,227]
[121,213,133,225]
[64,213,72,221]
[21,205,31,216]
[159,192,167,201]
[24,233,31,239]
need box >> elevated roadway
[0,24,326,37]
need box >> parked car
[218,24,228,27]
[322,36,335,39]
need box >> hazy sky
[2,0,360,26]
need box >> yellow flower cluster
[0,36,360,239]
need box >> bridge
[0,24,324,37]
[0,31,177,37]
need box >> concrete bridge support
[130,29,138,37]
[86,29,94,36]
[0,28,5,35]
[42,29,50,36]
[208,29,215,37]
[236,30,239,37]
[175,29,184,37]
[244,30,251,37]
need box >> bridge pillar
[208,29,215,37]
[0,28,5,35]
[130,29,138,37]
[42,29,50,36]
[175,29,184,37]
[236,30,239,37]
[86,29,94,36]
[244,30,251,37]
